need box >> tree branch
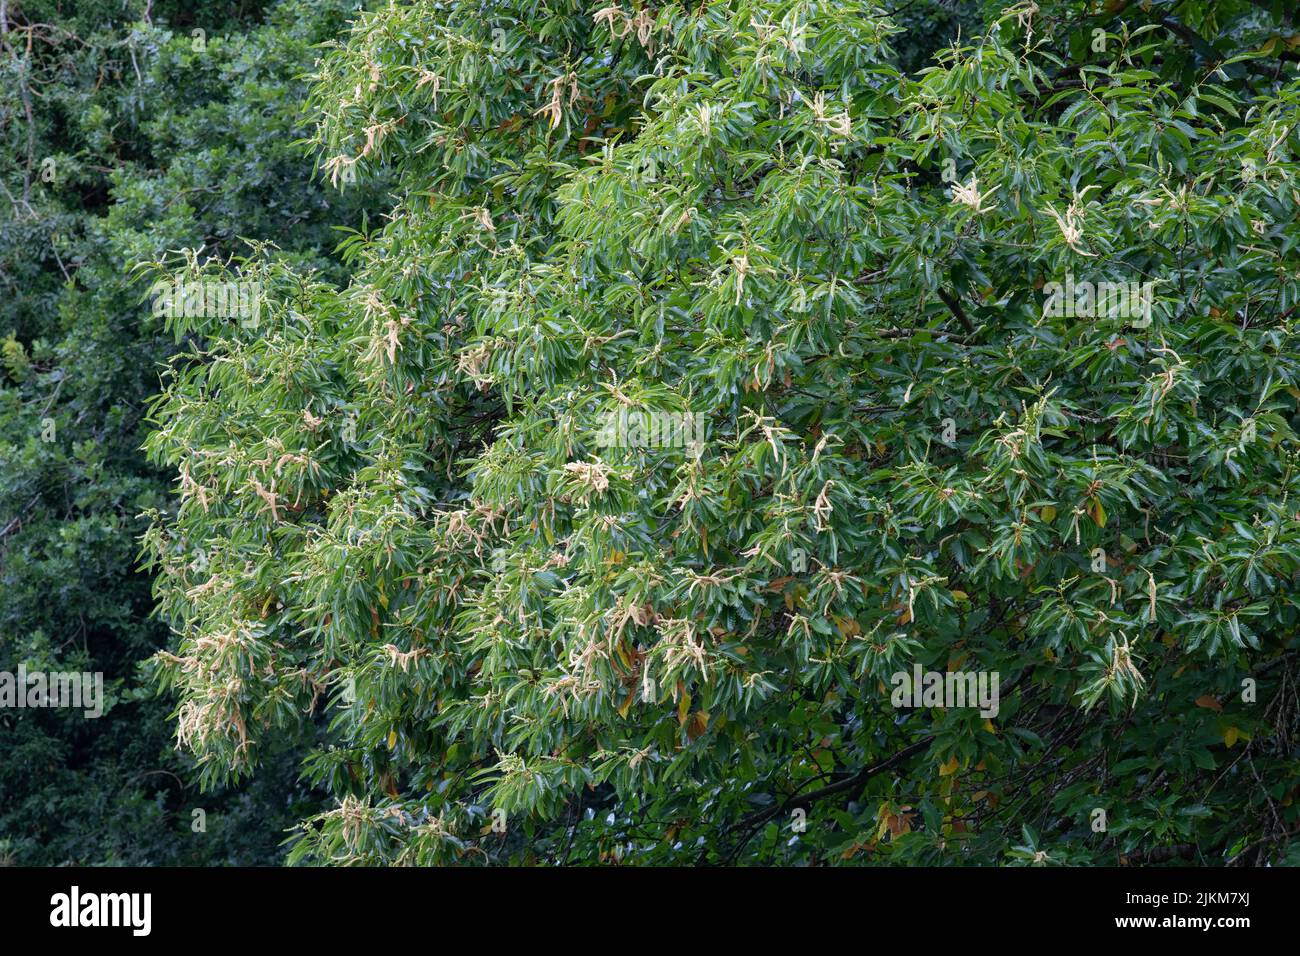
[937,287,975,335]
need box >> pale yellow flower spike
[952,175,997,215]
[1046,200,1096,257]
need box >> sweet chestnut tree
[142,0,1300,865]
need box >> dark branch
[938,287,975,335]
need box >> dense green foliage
[0,0,373,864]
[141,0,1300,866]
[6,0,1300,869]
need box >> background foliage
[0,0,376,864]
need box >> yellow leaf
[677,692,692,726]
[885,806,914,838]
[387,730,398,749]
[939,755,959,776]
[1223,725,1240,748]
[875,803,892,842]
[617,685,636,718]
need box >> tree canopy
[10,0,1300,867]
